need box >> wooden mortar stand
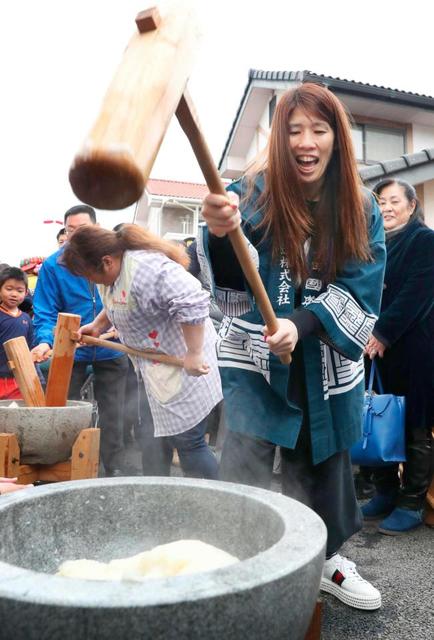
[304,600,323,640]
[0,429,100,485]
[2,315,100,483]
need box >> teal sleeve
[306,196,386,361]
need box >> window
[351,123,406,164]
[160,205,194,237]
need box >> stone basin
[0,400,93,464]
[0,477,326,640]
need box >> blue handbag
[351,361,406,466]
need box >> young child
[61,224,223,480]
[0,267,40,399]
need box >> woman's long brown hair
[62,224,189,276]
[247,83,370,283]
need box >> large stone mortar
[0,477,326,640]
[0,400,93,464]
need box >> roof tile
[146,179,210,199]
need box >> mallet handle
[71,333,184,368]
[176,92,291,364]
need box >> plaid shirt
[99,250,222,436]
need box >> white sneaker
[320,554,381,610]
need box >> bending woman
[200,83,386,610]
[62,224,222,480]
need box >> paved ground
[119,441,433,640]
[322,516,433,639]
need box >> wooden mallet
[69,4,291,364]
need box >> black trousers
[220,426,362,557]
[366,427,433,510]
[363,357,434,510]
[68,356,129,472]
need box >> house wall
[134,196,202,238]
[412,124,434,153]
[245,87,300,167]
[245,102,270,166]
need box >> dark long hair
[247,83,370,283]
[62,224,189,276]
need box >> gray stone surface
[0,400,93,464]
[0,477,326,640]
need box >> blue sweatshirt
[33,248,122,362]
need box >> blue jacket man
[32,205,129,476]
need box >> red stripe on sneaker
[332,570,346,586]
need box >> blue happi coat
[198,176,386,464]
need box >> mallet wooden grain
[45,313,81,407]
[71,332,184,368]
[3,336,46,407]
[69,5,291,364]
[69,3,198,210]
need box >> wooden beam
[304,600,323,640]
[45,313,81,407]
[70,428,100,480]
[16,465,39,485]
[3,336,46,406]
[38,461,72,483]
[0,433,21,478]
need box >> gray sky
[1,0,432,264]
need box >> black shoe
[354,473,375,500]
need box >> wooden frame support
[304,600,323,640]
[0,428,100,484]
[425,429,434,527]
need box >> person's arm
[203,191,245,290]
[77,309,112,339]
[180,322,210,376]
[31,258,63,360]
[0,477,32,494]
[303,195,387,361]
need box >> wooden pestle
[45,313,81,407]
[71,333,184,368]
[3,337,46,406]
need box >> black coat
[373,218,434,430]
